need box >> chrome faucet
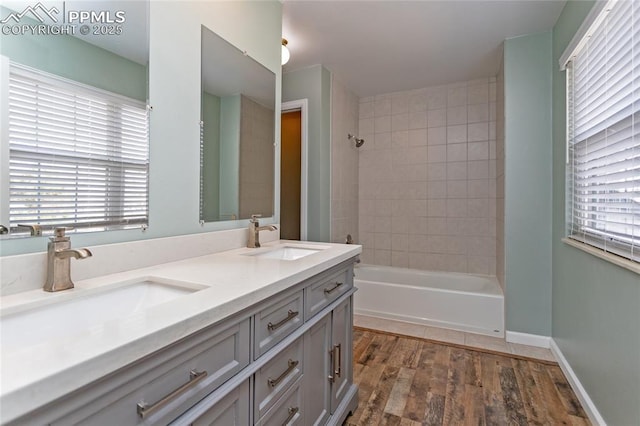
[248,214,277,248]
[44,228,92,292]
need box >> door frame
[281,99,308,241]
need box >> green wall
[1,1,282,256]
[0,6,146,101]
[503,32,553,336]
[202,91,221,221]
[282,65,332,242]
[551,2,640,424]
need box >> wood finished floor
[344,328,590,426]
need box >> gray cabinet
[19,259,358,426]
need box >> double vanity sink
[1,243,328,350]
[0,240,360,424]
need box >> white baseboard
[550,339,607,426]
[505,331,551,348]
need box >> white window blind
[7,63,149,233]
[566,0,640,263]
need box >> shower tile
[426,162,447,180]
[467,83,489,105]
[359,101,374,119]
[468,141,489,161]
[427,145,446,163]
[374,97,391,116]
[427,87,447,110]
[427,181,447,199]
[468,122,489,142]
[374,132,392,150]
[447,106,467,125]
[447,86,467,107]
[467,179,490,199]
[427,199,447,217]
[467,103,489,123]
[375,115,392,133]
[391,234,409,251]
[467,256,490,275]
[374,249,391,266]
[408,252,427,269]
[408,111,427,129]
[392,113,409,131]
[391,251,409,268]
[359,118,374,134]
[391,92,409,115]
[447,143,467,162]
[447,180,467,198]
[409,90,427,112]
[446,161,467,181]
[408,129,428,147]
[427,126,447,145]
[427,109,447,128]
[391,217,409,235]
[446,199,467,217]
[374,233,392,250]
[423,326,465,345]
[391,130,409,148]
[447,125,467,144]
[427,218,448,235]
[407,147,428,164]
[468,160,489,179]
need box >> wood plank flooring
[344,328,590,426]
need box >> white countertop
[0,240,361,423]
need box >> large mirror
[0,0,149,238]
[200,25,275,222]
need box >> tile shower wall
[358,78,498,275]
[331,75,360,243]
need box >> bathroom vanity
[0,240,361,425]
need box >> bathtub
[354,264,504,337]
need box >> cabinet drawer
[254,290,303,359]
[256,376,304,426]
[52,318,250,425]
[304,266,352,320]
[171,379,250,426]
[254,336,303,420]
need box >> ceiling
[282,0,567,97]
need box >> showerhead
[348,133,365,148]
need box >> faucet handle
[17,223,42,236]
[51,227,71,242]
[250,214,262,223]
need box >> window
[565,0,639,263]
[3,61,149,234]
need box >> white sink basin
[0,279,202,349]
[251,246,324,260]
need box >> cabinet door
[303,314,331,426]
[330,297,352,414]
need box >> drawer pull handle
[324,281,343,295]
[267,309,299,332]
[328,343,341,383]
[283,406,299,425]
[136,370,208,419]
[334,343,342,378]
[268,359,299,388]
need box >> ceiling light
[282,38,290,65]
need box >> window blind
[7,63,149,233]
[567,0,640,263]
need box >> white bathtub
[354,264,504,337]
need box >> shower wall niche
[358,78,499,275]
